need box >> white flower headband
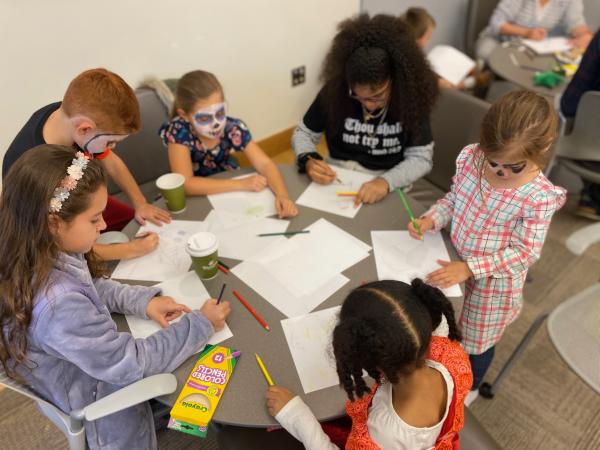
[49,151,91,213]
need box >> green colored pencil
[396,188,423,238]
[257,230,310,237]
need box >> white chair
[0,370,177,450]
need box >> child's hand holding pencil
[200,299,231,331]
[407,217,434,240]
[266,385,296,417]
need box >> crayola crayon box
[169,345,237,438]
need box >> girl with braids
[409,91,566,405]
[293,14,438,207]
[266,279,472,449]
[0,145,230,450]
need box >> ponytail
[410,278,462,341]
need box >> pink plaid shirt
[426,144,566,354]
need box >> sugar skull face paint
[191,103,227,139]
[486,158,528,179]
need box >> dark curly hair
[332,279,461,401]
[320,13,438,138]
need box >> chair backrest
[465,0,501,58]
[427,89,490,191]
[555,90,600,162]
[107,87,171,197]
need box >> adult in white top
[476,0,593,60]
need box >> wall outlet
[291,66,306,87]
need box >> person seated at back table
[476,0,593,61]
[560,29,600,221]
[293,14,438,207]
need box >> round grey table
[114,164,461,427]
[488,43,567,97]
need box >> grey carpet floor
[0,194,598,450]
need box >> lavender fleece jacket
[17,253,215,450]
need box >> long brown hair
[171,70,223,118]
[0,145,107,379]
[479,90,558,170]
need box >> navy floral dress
[159,116,252,177]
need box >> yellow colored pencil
[336,191,359,196]
[255,353,274,386]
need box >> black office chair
[427,89,491,192]
[108,87,172,202]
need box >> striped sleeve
[466,188,566,279]
[489,0,522,35]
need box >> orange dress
[344,337,472,450]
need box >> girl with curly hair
[293,14,438,207]
[266,279,472,449]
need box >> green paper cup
[156,173,186,213]
[187,232,219,280]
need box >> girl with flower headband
[158,70,298,219]
[0,145,231,450]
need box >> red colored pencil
[218,264,229,275]
[232,289,270,331]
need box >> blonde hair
[401,7,436,40]
[479,90,558,169]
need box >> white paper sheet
[203,210,290,261]
[207,173,277,218]
[232,239,349,317]
[427,45,476,86]
[371,231,462,297]
[111,220,205,282]
[125,271,232,345]
[281,306,341,394]
[296,166,374,218]
[264,219,371,298]
[522,37,571,54]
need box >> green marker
[396,188,423,239]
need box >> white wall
[0,0,360,180]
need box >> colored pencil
[226,350,242,360]
[255,353,274,386]
[396,188,423,238]
[217,283,226,304]
[336,191,358,196]
[218,260,231,270]
[232,290,270,331]
[218,264,229,275]
[257,230,310,237]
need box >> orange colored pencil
[232,289,270,331]
[336,191,358,197]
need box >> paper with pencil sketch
[111,220,204,282]
[232,238,349,318]
[281,306,341,393]
[125,271,232,345]
[264,218,371,298]
[427,45,476,86]
[207,173,277,218]
[371,231,462,297]
[296,166,374,218]
[203,210,290,260]
[522,36,571,55]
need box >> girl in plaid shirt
[408,91,566,403]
